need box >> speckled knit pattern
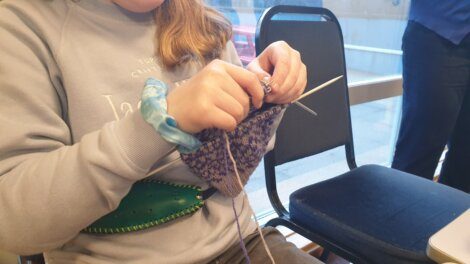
[180,104,284,197]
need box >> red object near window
[232,25,256,66]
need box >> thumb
[247,59,271,80]
[247,59,273,96]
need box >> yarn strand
[223,132,276,264]
[224,141,251,264]
[232,198,251,264]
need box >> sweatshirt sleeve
[222,41,244,67]
[0,2,174,255]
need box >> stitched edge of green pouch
[82,179,204,234]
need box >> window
[206,0,410,215]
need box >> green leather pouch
[83,179,204,234]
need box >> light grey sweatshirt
[0,0,259,263]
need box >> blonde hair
[155,0,232,69]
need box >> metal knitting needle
[294,75,343,103]
[261,77,318,116]
[146,76,344,177]
[146,146,178,177]
[146,156,181,177]
[293,101,318,116]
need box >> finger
[274,62,307,104]
[210,107,238,131]
[218,73,250,117]
[213,89,247,124]
[294,63,308,100]
[271,86,297,104]
[275,49,302,101]
[268,44,291,94]
[246,59,271,82]
[223,63,264,108]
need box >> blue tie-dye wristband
[140,78,201,153]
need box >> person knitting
[0,0,318,263]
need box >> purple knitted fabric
[180,104,285,197]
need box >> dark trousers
[392,21,470,193]
[209,227,322,264]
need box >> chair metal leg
[18,255,45,264]
[319,249,330,262]
[265,215,368,264]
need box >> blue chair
[256,5,470,264]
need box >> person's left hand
[247,41,307,104]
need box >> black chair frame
[256,6,365,263]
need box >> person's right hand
[166,59,265,134]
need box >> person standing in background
[392,0,470,192]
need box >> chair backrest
[257,6,356,169]
[256,6,357,215]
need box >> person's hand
[167,60,264,133]
[247,41,307,104]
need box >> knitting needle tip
[295,75,344,102]
[293,101,318,116]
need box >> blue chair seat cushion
[289,164,470,264]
